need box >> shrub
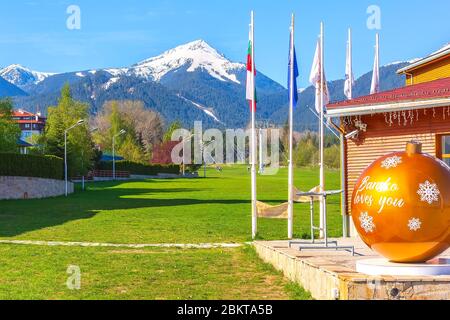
[0,153,64,180]
[97,161,180,175]
[324,145,341,169]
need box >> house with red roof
[327,44,450,236]
[11,109,46,141]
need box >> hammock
[256,201,289,219]
[256,186,321,219]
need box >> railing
[93,170,130,178]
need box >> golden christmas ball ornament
[351,141,450,263]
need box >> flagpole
[251,11,258,240]
[341,28,352,238]
[348,28,353,100]
[259,129,263,174]
[319,22,325,238]
[287,13,295,239]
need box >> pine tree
[0,99,21,153]
[163,121,182,142]
[40,84,94,176]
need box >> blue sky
[0,0,449,87]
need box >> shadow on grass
[0,182,248,238]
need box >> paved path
[0,239,244,249]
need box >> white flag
[309,40,330,113]
[344,30,354,100]
[370,34,380,94]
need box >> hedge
[0,153,64,180]
[97,161,180,176]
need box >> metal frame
[288,190,355,255]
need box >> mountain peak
[0,64,55,87]
[132,39,244,83]
[182,39,211,48]
[175,39,221,55]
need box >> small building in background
[16,138,33,154]
[327,44,450,237]
[12,109,46,140]
[100,154,125,162]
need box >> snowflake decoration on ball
[417,180,440,205]
[381,156,402,169]
[359,212,375,233]
[408,218,422,232]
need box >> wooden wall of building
[344,108,450,216]
[406,55,450,86]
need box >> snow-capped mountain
[8,39,409,130]
[0,64,55,88]
[98,40,244,84]
[131,40,244,83]
[10,39,285,127]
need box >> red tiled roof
[12,110,35,117]
[328,77,450,110]
[16,120,46,124]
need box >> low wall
[254,240,450,300]
[0,176,74,200]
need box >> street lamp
[65,119,85,197]
[113,129,126,180]
[81,127,99,191]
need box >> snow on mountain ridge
[133,40,244,83]
[105,40,244,84]
[0,64,55,87]
[177,93,223,124]
[3,40,246,88]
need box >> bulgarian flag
[246,31,257,111]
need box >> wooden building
[327,44,450,236]
[11,109,46,140]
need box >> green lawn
[0,245,311,300]
[0,166,341,300]
[0,166,343,243]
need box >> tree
[163,121,182,143]
[92,100,164,162]
[293,132,340,168]
[0,99,21,153]
[40,84,94,176]
[324,144,341,169]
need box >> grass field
[0,245,311,300]
[0,166,342,243]
[0,166,342,300]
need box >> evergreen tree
[40,84,94,176]
[0,99,21,153]
[163,121,182,142]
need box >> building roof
[326,77,450,117]
[101,154,125,162]
[12,110,35,117]
[12,109,46,119]
[397,43,450,75]
[17,138,33,147]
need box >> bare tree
[92,100,164,157]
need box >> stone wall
[254,241,450,300]
[0,176,74,200]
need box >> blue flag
[288,37,299,108]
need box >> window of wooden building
[438,134,450,167]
